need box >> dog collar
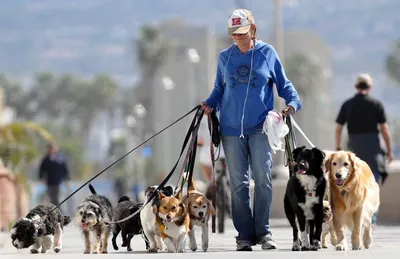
[341,189,347,196]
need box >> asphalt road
[1,219,399,258]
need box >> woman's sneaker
[259,235,277,250]
[236,240,253,251]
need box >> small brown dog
[156,190,190,253]
[183,177,216,252]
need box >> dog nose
[198,212,204,217]
[166,215,171,219]
[335,173,341,179]
[81,219,86,223]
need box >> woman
[201,9,302,251]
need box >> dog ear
[292,146,305,161]
[324,153,334,173]
[348,152,360,173]
[312,148,325,166]
[207,200,216,216]
[174,190,182,200]
[158,190,166,200]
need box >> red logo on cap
[231,17,241,26]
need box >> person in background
[201,9,302,251]
[38,142,70,207]
[335,73,393,225]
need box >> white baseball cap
[228,9,255,35]
[355,73,373,87]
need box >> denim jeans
[222,129,273,243]
[372,172,380,224]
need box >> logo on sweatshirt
[231,64,256,87]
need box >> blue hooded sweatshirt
[205,40,302,137]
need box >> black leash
[284,114,297,178]
[105,107,204,225]
[43,105,202,219]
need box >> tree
[386,39,400,86]
[134,24,170,135]
[284,53,323,99]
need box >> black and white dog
[284,146,327,251]
[111,195,148,252]
[76,183,113,254]
[10,203,71,253]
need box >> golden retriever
[325,151,380,251]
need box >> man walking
[335,73,393,224]
[38,142,70,207]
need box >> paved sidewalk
[1,219,400,258]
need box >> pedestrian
[201,9,302,251]
[38,142,70,208]
[335,73,394,224]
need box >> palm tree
[0,120,54,218]
[134,24,170,136]
[385,39,400,86]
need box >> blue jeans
[222,129,273,243]
[372,172,380,224]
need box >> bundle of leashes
[284,113,316,177]
[41,104,222,232]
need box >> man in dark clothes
[335,73,394,224]
[38,142,70,206]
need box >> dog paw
[292,240,301,251]
[101,250,108,254]
[335,244,347,251]
[167,249,175,253]
[147,247,158,253]
[127,247,132,252]
[352,245,361,250]
[311,240,321,251]
[322,243,328,249]
[121,242,127,247]
[83,249,91,254]
[178,248,186,253]
[202,244,208,252]
[54,247,61,253]
[301,246,310,251]
[30,248,39,254]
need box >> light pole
[272,0,287,179]
[161,76,175,170]
[187,48,200,108]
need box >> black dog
[111,196,147,251]
[10,203,71,253]
[284,146,326,251]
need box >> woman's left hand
[281,105,295,119]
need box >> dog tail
[63,216,72,226]
[117,195,131,203]
[88,183,97,195]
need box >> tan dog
[183,177,216,252]
[325,151,380,251]
[156,191,190,253]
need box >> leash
[207,112,218,233]
[42,105,202,220]
[105,107,204,225]
[284,114,316,178]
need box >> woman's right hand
[200,101,213,115]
